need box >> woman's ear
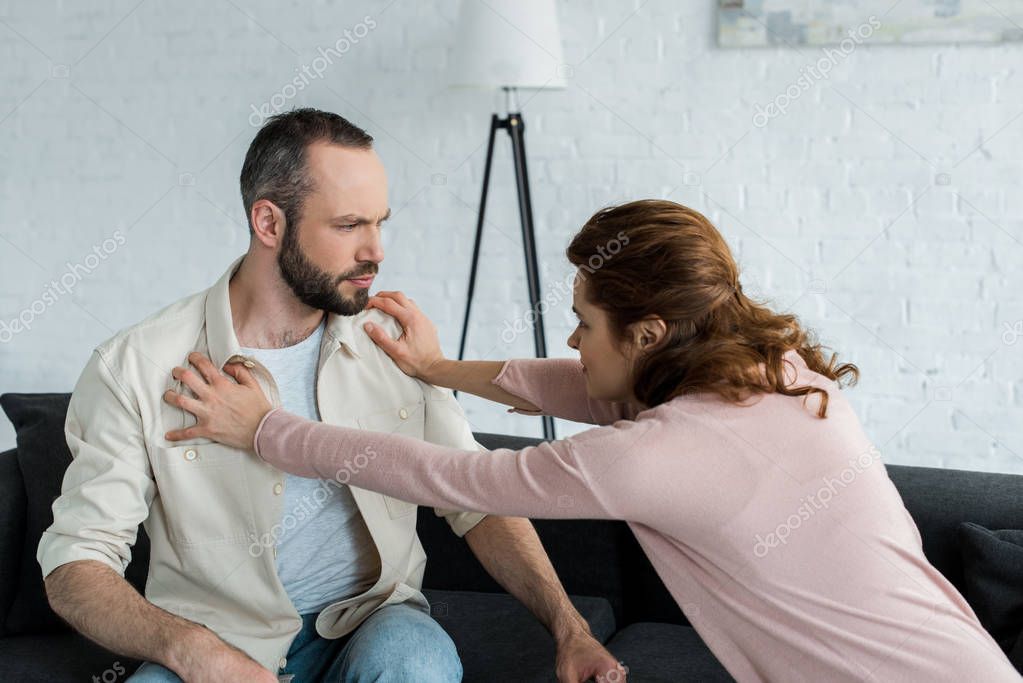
[628,317,668,352]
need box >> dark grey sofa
[1,393,1022,682]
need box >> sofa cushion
[957,522,1023,671]
[886,464,1023,593]
[0,630,141,682]
[606,622,734,682]
[422,588,615,682]
[0,393,75,634]
[0,393,149,635]
[0,589,609,683]
[417,501,650,626]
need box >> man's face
[278,142,389,316]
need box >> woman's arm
[366,292,637,425]
[491,357,639,425]
[415,356,633,425]
[163,353,653,522]
[253,407,652,521]
[160,351,654,523]
[415,356,540,412]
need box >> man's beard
[277,225,377,316]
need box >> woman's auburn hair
[566,199,859,418]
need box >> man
[39,109,621,682]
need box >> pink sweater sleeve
[253,407,653,521]
[493,358,639,425]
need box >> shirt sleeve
[417,382,488,537]
[255,407,659,523]
[37,348,156,579]
[493,358,639,425]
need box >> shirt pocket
[355,399,426,519]
[151,441,256,547]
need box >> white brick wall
[1,1,1020,474]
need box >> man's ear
[250,199,285,248]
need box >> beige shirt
[37,255,487,673]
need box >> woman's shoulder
[781,348,845,389]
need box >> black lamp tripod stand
[457,89,556,440]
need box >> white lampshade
[450,0,565,89]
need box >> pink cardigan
[253,352,1019,682]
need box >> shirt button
[278,656,287,669]
[183,448,197,461]
[243,360,255,368]
[398,408,409,420]
[273,482,284,495]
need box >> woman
[165,200,1019,682]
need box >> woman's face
[567,272,635,403]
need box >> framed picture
[718,0,1023,47]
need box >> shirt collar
[204,254,368,371]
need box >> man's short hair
[240,108,373,236]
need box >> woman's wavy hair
[566,199,858,418]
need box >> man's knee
[125,662,183,682]
[341,608,462,682]
[353,642,461,682]
[397,625,461,683]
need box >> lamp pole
[457,87,556,441]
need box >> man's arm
[463,516,624,682]
[40,349,274,683]
[418,384,624,682]
[462,517,586,644]
[45,560,249,675]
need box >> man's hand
[556,630,627,683]
[170,626,279,683]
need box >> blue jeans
[127,603,462,682]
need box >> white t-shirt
[240,318,381,614]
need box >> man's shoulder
[346,308,453,401]
[91,286,209,381]
[353,307,402,341]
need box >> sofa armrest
[0,448,27,635]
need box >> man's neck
[228,253,325,349]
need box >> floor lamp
[451,0,565,440]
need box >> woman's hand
[365,291,446,382]
[162,352,272,451]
